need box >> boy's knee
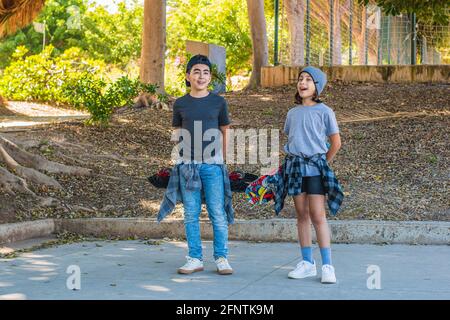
[183,211,201,224]
[207,207,227,224]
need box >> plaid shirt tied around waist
[157,163,234,224]
[266,153,344,216]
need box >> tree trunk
[332,0,342,65]
[140,0,166,93]
[246,0,269,89]
[358,5,367,65]
[284,0,305,66]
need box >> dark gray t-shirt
[172,92,231,163]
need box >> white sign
[33,22,45,33]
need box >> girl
[271,66,344,284]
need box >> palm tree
[0,0,47,108]
[0,0,46,37]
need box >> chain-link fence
[276,0,449,66]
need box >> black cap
[185,54,212,87]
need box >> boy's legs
[200,164,228,260]
[179,172,203,260]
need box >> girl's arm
[326,133,341,163]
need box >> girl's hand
[267,167,279,176]
[326,133,342,163]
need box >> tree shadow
[0,98,27,117]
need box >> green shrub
[0,45,105,105]
[0,45,163,126]
[62,74,158,126]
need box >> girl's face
[297,72,316,100]
[186,64,211,91]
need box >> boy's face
[297,72,316,99]
[186,64,211,91]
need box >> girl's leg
[309,194,337,283]
[289,193,317,279]
[308,194,332,264]
[293,193,313,263]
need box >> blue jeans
[179,164,229,260]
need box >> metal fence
[274,0,449,66]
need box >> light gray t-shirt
[283,103,339,176]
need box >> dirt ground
[0,81,449,224]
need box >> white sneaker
[215,257,233,275]
[288,260,317,279]
[177,256,204,274]
[321,264,337,284]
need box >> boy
[158,55,234,275]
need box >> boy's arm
[220,125,230,162]
[326,133,341,163]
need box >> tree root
[0,166,35,196]
[0,136,92,176]
[0,135,92,198]
[0,145,62,189]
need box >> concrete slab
[0,219,54,244]
[0,240,449,300]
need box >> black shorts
[301,176,325,195]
